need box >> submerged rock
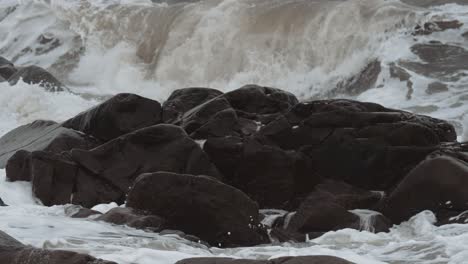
[414,20,463,35]
[127,171,269,248]
[96,207,165,231]
[176,256,355,264]
[426,82,449,94]
[64,205,102,218]
[0,230,116,264]
[332,59,381,96]
[401,42,468,81]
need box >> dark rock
[436,210,468,225]
[270,181,390,241]
[8,65,65,91]
[176,95,240,139]
[426,82,449,94]
[288,201,359,233]
[269,227,308,243]
[5,150,31,181]
[259,99,456,150]
[0,197,5,206]
[35,34,61,55]
[167,85,297,140]
[63,93,162,142]
[285,181,382,234]
[402,0,468,7]
[17,150,121,207]
[175,256,355,264]
[159,230,206,245]
[30,151,80,206]
[0,120,100,169]
[256,99,455,190]
[189,108,241,139]
[126,172,269,248]
[389,63,414,99]
[389,63,411,81]
[96,207,165,231]
[414,20,463,35]
[69,124,221,206]
[204,136,320,208]
[235,139,319,208]
[370,214,393,233]
[162,87,223,123]
[8,124,221,208]
[333,59,381,96]
[0,57,16,81]
[401,43,468,81]
[302,139,437,190]
[0,230,116,264]
[381,153,468,224]
[64,205,102,218]
[203,136,243,181]
[223,84,298,115]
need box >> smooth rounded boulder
[381,152,468,224]
[0,230,115,264]
[127,172,269,248]
[63,93,163,142]
[176,256,355,264]
[223,84,298,115]
[163,87,223,123]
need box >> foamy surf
[0,0,468,263]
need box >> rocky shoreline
[0,63,467,263]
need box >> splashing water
[0,0,468,263]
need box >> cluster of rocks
[0,73,467,263]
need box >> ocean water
[0,0,467,263]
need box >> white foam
[0,1,468,263]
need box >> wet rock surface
[127,172,269,248]
[8,65,65,91]
[381,152,468,224]
[401,42,468,81]
[1,84,465,251]
[63,93,163,142]
[331,60,381,96]
[96,207,165,231]
[0,230,116,264]
[0,120,100,169]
